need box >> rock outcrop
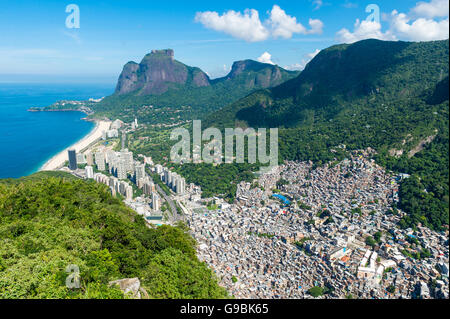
[114,50,297,96]
[115,49,210,95]
[108,277,148,299]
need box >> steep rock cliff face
[115,62,139,95]
[115,49,211,95]
[115,50,298,97]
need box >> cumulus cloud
[306,48,321,60]
[336,0,449,43]
[257,52,275,64]
[207,64,232,79]
[285,49,321,71]
[389,9,449,41]
[195,5,324,42]
[194,9,269,42]
[284,63,302,71]
[336,19,395,43]
[411,0,449,18]
[269,5,324,38]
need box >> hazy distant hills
[94,49,298,123]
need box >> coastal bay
[0,83,113,178]
[40,120,111,171]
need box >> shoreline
[40,119,111,171]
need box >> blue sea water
[0,83,114,178]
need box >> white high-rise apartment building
[125,185,133,201]
[121,149,134,172]
[85,165,94,179]
[155,164,163,174]
[117,160,127,180]
[176,177,186,194]
[76,153,87,164]
[151,192,160,211]
[135,163,146,182]
[86,151,94,166]
[95,152,106,171]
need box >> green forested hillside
[92,60,298,124]
[0,174,227,298]
[204,39,449,230]
[206,39,448,128]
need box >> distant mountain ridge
[115,49,297,96]
[205,39,449,128]
[94,49,298,123]
[204,38,449,231]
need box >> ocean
[0,83,114,178]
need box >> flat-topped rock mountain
[115,49,210,95]
[114,49,298,96]
[97,49,299,123]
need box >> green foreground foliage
[0,173,227,299]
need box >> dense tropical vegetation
[91,60,298,125]
[203,39,449,231]
[0,172,227,298]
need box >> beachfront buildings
[95,152,106,171]
[76,153,86,164]
[86,151,94,166]
[85,165,94,179]
[68,149,77,170]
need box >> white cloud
[268,5,324,39]
[285,49,321,71]
[388,10,449,41]
[207,64,232,79]
[284,63,303,71]
[308,19,325,34]
[411,0,449,18]
[194,9,269,42]
[336,0,449,43]
[195,5,324,42]
[336,19,395,43]
[306,48,321,60]
[257,52,275,65]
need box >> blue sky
[0,0,448,83]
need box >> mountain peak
[151,49,174,57]
[114,52,298,97]
[115,49,210,95]
[227,59,276,78]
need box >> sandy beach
[40,120,111,171]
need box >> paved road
[156,184,180,223]
[146,169,182,224]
